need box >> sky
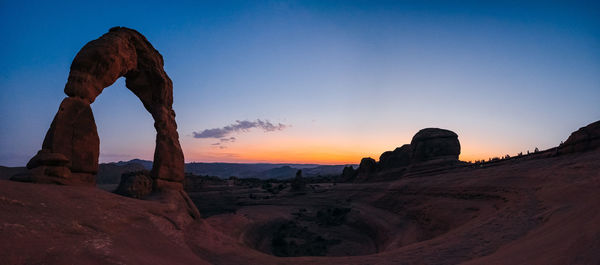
[0,1,599,166]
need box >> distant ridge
[96,159,355,184]
[0,159,355,185]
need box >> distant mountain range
[0,159,356,184]
[105,159,355,184]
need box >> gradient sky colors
[1,1,599,166]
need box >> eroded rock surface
[16,27,184,191]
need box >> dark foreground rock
[2,146,600,264]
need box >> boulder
[116,170,153,199]
[410,128,460,163]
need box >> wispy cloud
[193,119,288,139]
[210,142,227,149]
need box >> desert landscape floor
[1,149,599,265]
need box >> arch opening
[14,27,185,191]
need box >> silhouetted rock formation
[338,166,357,182]
[350,128,461,182]
[379,144,411,170]
[354,157,377,182]
[13,27,184,191]
[558,120,600,155]
[410,128,460,163]
[291,170,306,191]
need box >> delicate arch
[18,27,184,190]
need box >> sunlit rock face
[13,27,184,191]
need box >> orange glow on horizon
[184,152,502,165]
[184,144,505,165]
[181,126,539,165]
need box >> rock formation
[338,166,357,182]
[116,170,153,199]
[354,157,377,182]
[350,128,461,182]
[291,170,306,191]
[379,144,412,170]
[12,27,185,191]
[410,128,460,164]
[558,120,600,155]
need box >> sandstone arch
[16,27,184,191]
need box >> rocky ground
[1,148,599,264]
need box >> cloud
[220,137,236,143]
[193,119,288,139]
[210,142,227,149]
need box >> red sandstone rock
[20,27,185,190]
[26,149,69,169]
[116,171,153,199]
[42,97,99,175]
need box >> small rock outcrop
[14,27,185,191]
[354,157,377,182]
[116,170,153,199]
[291,170,306,191]
[558,120,600,155]
[11,149,74,184]
[338,166,357,182]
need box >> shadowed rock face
[14,27,184,191]
[410,128,460,163]
[379,144,411,170]
[559,120,600,154]
[354,157,377,182]
[116,171,153,199]
[351,128,461,182]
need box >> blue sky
[1,1,599,166]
